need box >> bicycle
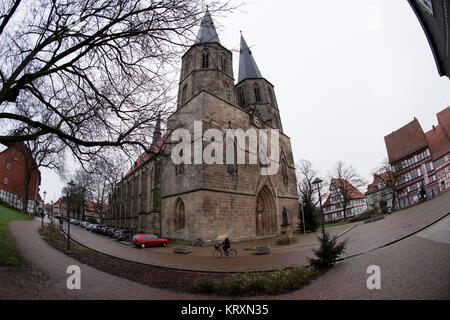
[192,238,203,247]
[213,244,237,257]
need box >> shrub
[194,277,217,293]
[225,275,248,296]
[284,267,311,290]
[309,231,347,269]
[246,275,266,293]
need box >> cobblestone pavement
[64,191,450,272]
[270,216,450,300]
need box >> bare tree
[329,161,366,220]
[0,0,235,165]
[374,158,402,210]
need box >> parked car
[113,230,132,241]
[131,234,169,248]
[106,228,119,237]
[88,224,99,231]
[96,225,106,233]
[99,226,109,235]
[80,221,88,228]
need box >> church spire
[195,8,221,44]
[152,111,162,146]
[238,33,262,83]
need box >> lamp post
[67,180,75,253]
[42,191,47,228]
[50,200,53,227]
[312,177,325,234]
[300,202,305,234]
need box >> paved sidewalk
[4,193,450,300]
[65,191,450,272]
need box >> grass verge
[0,204,31,267]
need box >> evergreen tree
[298,194,319,233]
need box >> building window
[254,84,261,102]
[3,177,7,185]
[184,55,192,76]
[268,86,274,105]
[6,162,11,170]
[181,84,187,104]
[201,50,209,68]
[220,54,227,73]
[238,88,245,107]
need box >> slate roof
[195,9,220,44]
[238,33,262,83]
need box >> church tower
[159,10,299,242]
[235,34,283,133]
[177,9,235,108]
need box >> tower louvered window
[202,50,209,68]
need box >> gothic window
[268,86,274,105]
[174,198,185,231]
[238,87,245,107]
[220,54,227,73]
[181,84,187,104]
[282,159,288,185]
[223,82,231,102]
[184,55,192,76]
[254,84,261,102]
[201,49,209,68]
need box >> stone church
[108,10,299,242]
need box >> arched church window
[220,54,227,73]
[282,159,288,185]
[174,198,185,231]
[184,55,192,76]
[254,84,261,102]
[238,87,245,107]
[202,49,209,68]
[268,86,274,105]
[181,84,187,104]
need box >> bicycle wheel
[213,249,222,258]
[227,249,237,258]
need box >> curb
[59,211,449,274]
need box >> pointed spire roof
[238,33,262,83]
[152,112,162,146]
[195,8,220,44]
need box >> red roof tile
[384,119,428,163]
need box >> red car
[131,234,169,248]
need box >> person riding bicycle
[222,237,231,254]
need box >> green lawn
[0,204,31,267]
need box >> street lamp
[300,202,305,234]
[50,200,54,227]
[312,177,325,234]
[67,180,76,253]
[42,191,47,228]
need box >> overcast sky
[39,0,450,202]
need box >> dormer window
[202,49,209,68]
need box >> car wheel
[140,243,146,249]
[161,242,167,247]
